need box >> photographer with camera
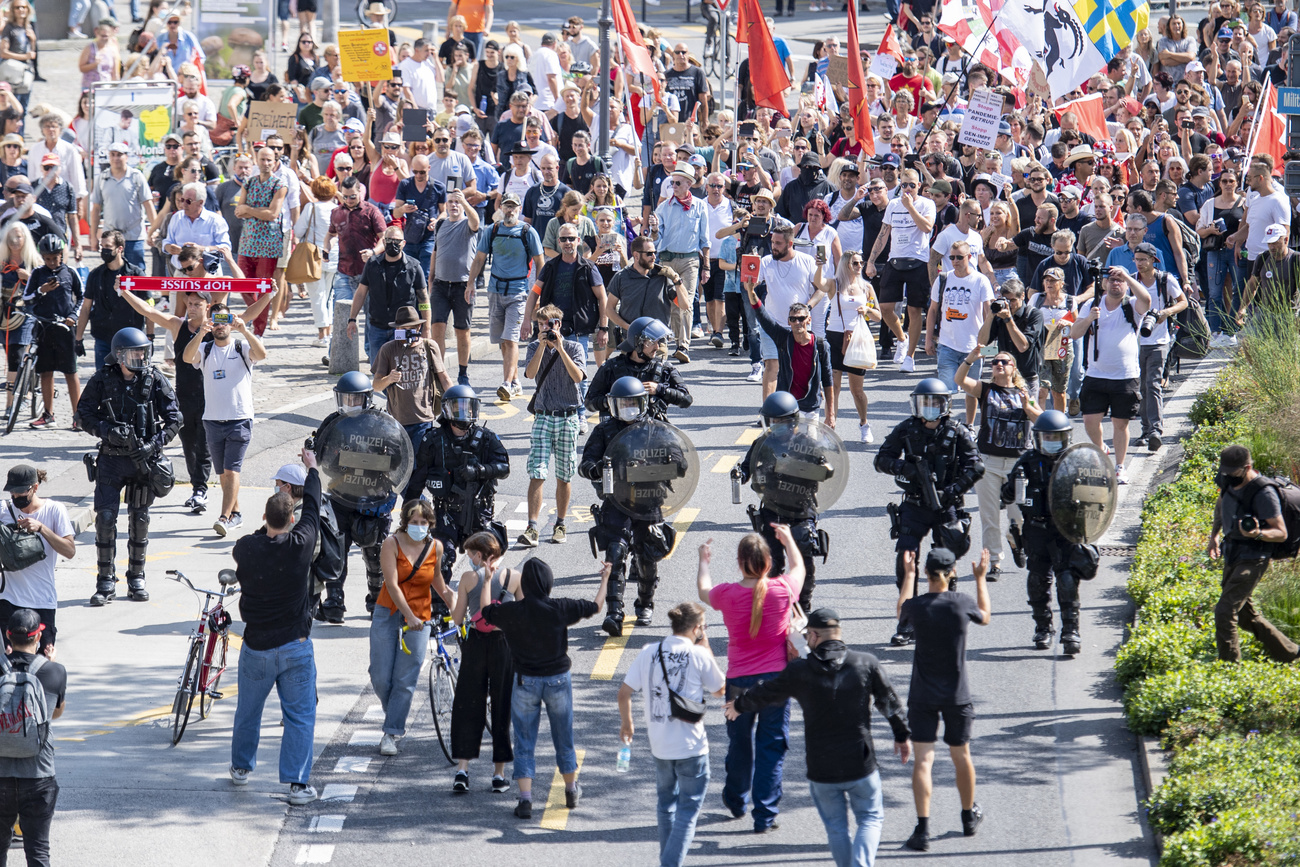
[1129,243,1187,451]
[978,279,1044,398]
[518,304,587,547]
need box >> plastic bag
[843,314,878,370]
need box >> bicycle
[167,568,240,745]
[4,315,66,436]
[700,2,735,86]
[423,613,463,764]
[355,0,400,28]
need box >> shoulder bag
[658,641,706,723]
[285,205,323,284]
[0,501,46,579]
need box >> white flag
[998,0,1106,100]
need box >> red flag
[736,0,790,116]
[1246,82,1287,176]
[874,24,905,79]
[846,3,875,156]
[1053,93,1111,144]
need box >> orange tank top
[377,537,442,621]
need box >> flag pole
[598,0,613,166]
[911,16,1000,156]
[1244,80,1269,161]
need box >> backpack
[486,222,533,284]
[0,655,50,759]
[1238,476,1300,560]
[202,339,251,374]
[1082,295,1138,370]
[1166,210,1202,270]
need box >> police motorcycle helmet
[909,377,951,422]
[607,376,649,423]
[111,326,153,371]
[618,316,671,356]
[760,390,799,431]
[334,370,374,414]
[441,384,481,427]
[1033,410,1072,455]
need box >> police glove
[103,423,135,448]
[890,459,907,476]
[456,463,482,483]
[942,484,963,503]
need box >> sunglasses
[181,197,196,204]
[707,183,724,189]
[990,358,1012,366]
[674,49,688,55]
[433,138,449,144]
[165,143,180,149]
[788,315,810,323]
[950,254,967,261]
[558,236,579,243]
[901,182,918,189]
[411,169,427,175]
[382,144,400,149]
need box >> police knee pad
[95,509,118,545]
[128,508,150,543]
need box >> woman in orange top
[370,499,453,757]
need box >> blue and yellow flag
[1072,0,1150,61]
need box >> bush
[1123,661,1300,737]
[1255,560,1300,645]
[1160,803,1300,867]
[1115,620,1217,686]
[1187,371,1246,428]
[1147,733,1300,835]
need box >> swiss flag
[1053,93,1111,145]
[1246,82,1287,176]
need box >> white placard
[957,88,1004,150]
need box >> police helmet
[334,370,373,414]
[36,233,65,256]
[909,378,951,421]
[1033,409,1072,455]
[619,316,671,355]
[607,376,649,422]
[760,391,799,430]
[441,384,481,426]
[111,327,152,371]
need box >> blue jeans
[723,672,790,828]
[121,240,146,272]
[402,421,431,454]
[463,32,486,55]
[94,338,112,372]
[230,638,317,784]
[743,302,761,364]
[366,323,394,363]
[1204,248,1242,333]
[411,237,435,282]
[332,272,359,303]
[68,0,90,28]
[656,754,710,867]
[511,671,578,781]
[574,332,591,404]
[936,343,979,393]
[1068,337,1083,402]
[808,772,885,867]
[369,606,429,736]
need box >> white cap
[272,464,307,486]
[1265,223,1288,243]
[1185,60,1205,73]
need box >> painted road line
[254,390,334,426]
[333,756,372,774]
[348,729,382,747]
[310,816,346,833]
[711,455,739,473]
[665,508,701,560]
[538,749,586,831]
[362,704,383,721]
[319,784,358,803]
[590,626,634,681]
[735,428,761,446]
[295,844,334,864]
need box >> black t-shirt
[931,201,958,242]
[729,180,760,213]
[1014,229,1055,282]
[555,112,589,165]
[561,156,604,194]
[438,36,476,67]
[359,253,427,328]
[173,319,212,409]
[523,181,570,243]
[489,118,526,163]
[1057,212,1094,239]
[149,160,180,203]
[899,591,984,706]
[1251,249,1300,307]
[988,305,1044,386]
[1011,190,1060,241]
[84,262,147,343]
[664,65,709,117]
[24,263,81,321]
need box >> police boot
[890,619,914,647]
[91,511,118,606]
[603,544,630,637]
[1032,611,1055,650]
[126,509,150,601]
[632,556,657,627]
[126,574,149,601]
[362,545,384,614]
[317,583,346,624]
[1061,622,1081,656]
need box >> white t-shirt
[1137,271,1185,346]
[1245,189,1292,258]
[883,195,937,262]
[532,47,563,112]
[0,500,71,609]
[499,167,539,201]
[397,57,440,109]
[794,224,837,337]
[930,270,994,353]
[609,122,637,193]
[759,250,820,319]
[622,634,725,760]
[706,198,734,260]
[194,338,257,420]
[932,224,985,272]
[1080,296,1141,380]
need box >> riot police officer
[1000,410,1099,655]
[875,378,984,646]
[581,377,691,637]
[734,391,839,611]
[77,327,181,605]
[407,384,510,590]
[585,317,693,422]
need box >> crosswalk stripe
[735,428,761,446]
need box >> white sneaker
[892,343,907,365]
[510,380,523,398]
[746,362,763,383]
[691,325,705,339]
[860,422,874,444]
[900,355,915,373]
[1116,465,1129,485]
[379,734,399,756]
[213,516,229,537]
[287,783,318,805]
[311,337,327,348]
[1223,334,1238,348]
[230,766,250,786]
[497,382,512,402]
[226,512,243,531]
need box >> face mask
[406,524,429,541]
[384,240,403,257]
[100,249,116,263]
[1216,471,1244,489]
[920,405,943,421]
[617,405,641,422]
[1041,439,1065,454]
[11,494,31,509]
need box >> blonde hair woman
[825,251,882,443]
[1,221,39,409]
[982,201,1019,287]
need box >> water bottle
[1014,466,1027,506]
[616,743,631,773]
[730,467,742,504]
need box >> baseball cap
[688,154,707,168]
[5,609,42,641]
[929,179,952,196]
[1134,241,1161,258]
[997,120,1012,135]
[8,181,32,195]
[1219,444,1251,473]
[1060,186,1080,201]
[1265,223,1288,243]
[806,608,840,629]
[925,547,956,572]
[273,464,308,486]
[1186,60,1205,74]
[310,76,333,92]
[3,464,36,492]
[878,153,900,168]
[1217,25,1233,38]
[166,11,182,20]
[108,141,129,154]
[40,153,59,166]
[501,191,522,205]
[343,118,365,132]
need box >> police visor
[118,344,153,371]
[444,396,480,425]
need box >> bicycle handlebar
[166,569,238,600]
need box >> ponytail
[737,533,773,638]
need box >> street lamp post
[598,0,613,165]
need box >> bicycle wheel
[4,357,31,435]
[428,650,458,764]
[199,631,229,719]
[171,640,202,745]
[355,0,398,27]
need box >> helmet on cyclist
[111,327,152,371]
[36,234,65,256]
[1033,410,1072,455]
[910,378,951,422]
[760,391,800,430]
[441,384,481,427]
[333,371,373,414]
[569,61,592,75]
[607,376,649,423]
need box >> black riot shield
[314,408,415,511]
[603,419,699,521]
[750,419,850,519]
[1048,443,1118,543]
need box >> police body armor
[585,353,693,421]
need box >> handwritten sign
[338,28,394,82]
[246,101,299,145]
[825,55,850,88]
[957,88,1003,150]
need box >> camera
[990,298,1008,315]
[1181,120,1194,130]
[212,312,234,325]
[1240,515,1260,534]
[1139,311,1159,337]
[904,153,920,169]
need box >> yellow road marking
[590,625,634,681]
[665,508,701,560]
[735,428,761,446]
[711,455,738,473]
[538,749,586,830]
[480,401,520,421]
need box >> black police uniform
[875,416,984,581]
[408,417,510,589]
[585,351,692,421]
[77,362,181,599]
[1000,449,1099,640]
[737,437,826,611]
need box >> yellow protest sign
[338,29,394,82]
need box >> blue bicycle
[417,614,462,764]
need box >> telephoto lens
[1139,312,1159,338]
[990,298,1007,315]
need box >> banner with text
[957,88,1004,149]
[119,276,278,294]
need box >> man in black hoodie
[480,558,610,820]
[727,609,911,867]
[774,152,832,224]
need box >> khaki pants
[1215,558,1299,662]
[661,254,700,349]
[975,453,1022,566]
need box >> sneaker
[728,345,741,356]
[510,381,522,398]
[227,512,243,531]
[379,733,398,756]
[28,411,54,429]
[287,783,318,806]
[518,526,539,547]
[1033,625,1055,650]
[190,490,208,514]
[68,27,88,38]
[497,383,512,402]
[552,524,567,544]
[514,799,533,819]
[859,422,874,444]
[491,775,510,793]
[213,516,230,537]
[904,824,930,851]
[311,337,327,348]
[229,766,250,786]
[746,362,763,383]
[710,331,723,348]
[691,325,705,339]
[579,417,588,436]
[963,804,984,836]
[457,373,471,387]
[1148,434,1162,451]
[986,564,1001,582]
[452,770,469,793]
[673,347,691,364]
[565,782,582,809]
[183,493,197,510]
[1116,465,1129,485]
[900,355,915,373]
[892,343,907,365]
[1068,398,1081,417]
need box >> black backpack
[1236,476,1300,560]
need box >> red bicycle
[167,568,239,745]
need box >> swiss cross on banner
[118,277,277,294]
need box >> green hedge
[1124,661,1300,737]
[1160,804,1300,867]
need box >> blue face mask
[920,405,944,422]
[406,523,429,541]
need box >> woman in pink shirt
[696,525,804,834]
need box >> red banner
[117,276,278,295]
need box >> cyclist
[22,234,82,429]
[1,223,40,416]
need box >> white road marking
[295,844,335,863]
[333,756,372,774]
[363,704,384,721]
[320,784,359,803]
[310,816,346,833]
[348,729,382,746]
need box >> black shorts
[909,702,975,746]
[1079,376,1140,420]
[878,259,930,308]
[34,322,76,375]
[701,260,725,303]
[826,328,868,374]
[431,279,472,331]
[5,334,26,373]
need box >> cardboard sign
[957,88,1003,150]
[402,108,430,141]
[338,28,394,82]
[660,122,687,145]
[246,101,299,144]
[989,171,1011,192]
[825,54,850,89]
[1027,62,1053,102]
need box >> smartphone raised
[979,344,999,358]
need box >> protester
[0,467,73,655]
